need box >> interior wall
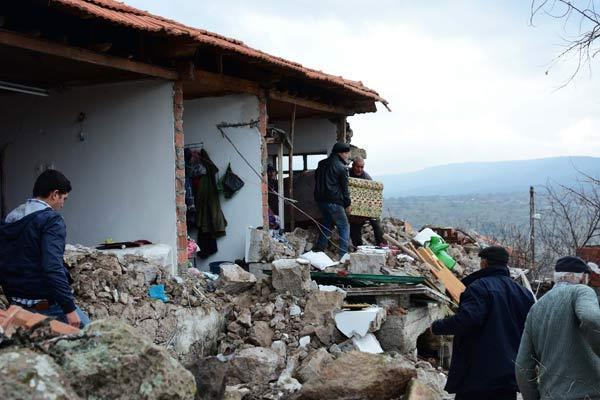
[0,80,178,266]
[269,117,337,156]
[183,94,262,268]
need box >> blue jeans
[316,202,349,257]
[37,305,91,329]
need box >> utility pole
[529,186,536,272]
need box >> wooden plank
[383,234,419,260]
[277,142,285,225]
[288,104,296,230]
[0,29,178,80]
[193,69,261,95]
[417,247,465,303]
[270,90,350,115]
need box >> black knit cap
[331,142,350,154]
[478,246,510,266]
[555,256,591,273]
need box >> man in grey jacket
[516,256,600,400]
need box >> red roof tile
[49,0,387,107]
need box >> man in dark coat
[431,246,535,400]
[314,142,351,257]
[348,156,384,247]
[0,170,89,327]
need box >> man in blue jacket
[431,246,535,400]
[0,170,89,328]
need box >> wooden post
[288,104,297,230]
[277,142,285,227]
[337,116,347,142]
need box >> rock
[218,264,257,294]
[416,364,447,397]
[405,378,442,400]
[296,348,333,383]
[303,289,345,346]
[289,304,302,317]
[49,318,196,400]
[229,347,284,384]
[271,340,287,359]
[298,351,416,400]
[0,349,80,400]
[237,308,252,328]
[348,253,386,274]
[277,354,302,393]
[223,385,251,400]
[187,356,229,400]
[249,321,274,347]
[271,259,312,296]
[248,262,271,279]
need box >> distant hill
[376,156,600,197]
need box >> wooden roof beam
[0,29,178,80]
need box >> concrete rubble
[0,217,510,399]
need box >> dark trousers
[455,390,516,400]
[350,218,384,247]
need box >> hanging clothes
[195,148,227,258]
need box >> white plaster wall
[269,117,337,156]
[0,80,178,267]
[183,94,262,268]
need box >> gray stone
[298,351,416,400]
[270,340,287,359]
[348,253,387,274]
[289,304,302,317]
[223,385,251,400]
[0,349,80,400]
[49,318,196,400]
[296,348,333,383]
[229,347,284,384]
[218,264,257,294]
[249,321,274,347]
[271,259,312,296]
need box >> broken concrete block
[237,308,252,328]
[349,252,386,274]
[303,289,346,346]
[249,321,274,347]
[49,318,196,400]
[223,385,251,400]
[218,264,257,294]
[289,304,302,317]
[334,306,386,338]
[229,347,284,384]
[405,378,442,400]
[271,259,311,296]
[376,304,445,353]
[296,348,333,383]
[171,306,225,365]
[298,351,417,400]
[0,349,81,400]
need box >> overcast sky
[125,0,600,175]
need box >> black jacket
[314,154,351,207]
[0,209,76,313]
[432,266,535,394]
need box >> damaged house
[0,0,387,273]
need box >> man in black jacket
[314,142,351,257]
[431,246,535,400]
[0,170,89,328]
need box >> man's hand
[345,206,352,214]
[66,310,81,328]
